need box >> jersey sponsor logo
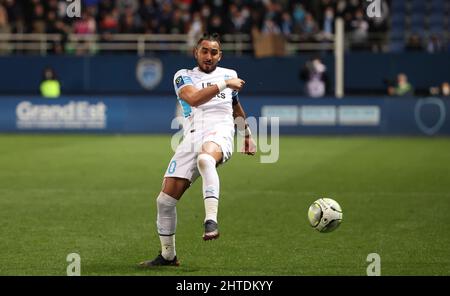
[136,58,163,90]
[201,82,214,88]
[216,92,226,99]
[201,82,226,99]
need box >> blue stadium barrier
[0,53,449,95]
[1,96,449,136]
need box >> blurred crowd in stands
[0,0,447,55]
[0,0,387,35]
[0,0,394,53]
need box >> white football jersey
[173,66,239,134]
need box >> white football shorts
[163,126,234,183]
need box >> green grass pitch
[0,135,449,275]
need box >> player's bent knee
[156,192,177,235]
[201,141,221,152]
[157,192,176,207]
[197,153,217,170]
[201,142,223,160]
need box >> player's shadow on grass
[80,263,200,275]
[85,262,289,275]
[132,266,201,275]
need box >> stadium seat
[429,25,444,35]
[390,26,405,39]
[410,0,425,7]
[431,0,445,11]
[410,22,424,32]
[410,0,426,13]
[391,0,406,13]
[392,10,405,20]
[430,0,445,11]
[392,14,406,27]
[429,11,445,26]
[428,20,445,32]
[389,41,405,52]
[410,12,425,22]
[408,30,425,38]
[409,13,425,29]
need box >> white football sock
[156,192,178,260]
[204,197,219,222]
[197,153,220,223]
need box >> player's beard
[199,61,216,74]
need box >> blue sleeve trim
[232,91,239,105]
[178,98,192,117]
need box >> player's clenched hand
[226,78,245,91]
[241,136,256,156]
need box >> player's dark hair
[196,33,221,48]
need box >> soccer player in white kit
[139,33,256,267]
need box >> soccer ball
[308,198,343,233]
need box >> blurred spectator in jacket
[74,11,97,34]
[40,67,61,98]
[292,3,306,33]
[388,73,414,97]
[427,34,443,53]
[301,13,319,40]
[405,34,424,51]
[280,12,293,37]
[350,9,369,50]
[300,57,329,98]
[262,18,281,34]
[430,82,450,97]
[320,7,334,41]
[0,3,10,33]
[0,3,11,54]
[441,82,450,97]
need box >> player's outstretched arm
[179,78,245,107]
[233,101,256,156]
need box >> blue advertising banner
[0,96,178,134]
[0,96,449,135]
[242,96,450,135]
